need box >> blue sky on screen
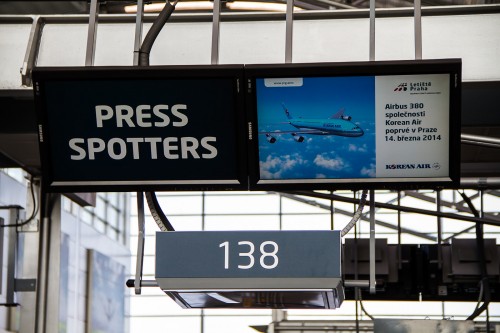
[256,76,376,180]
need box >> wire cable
[138,0,178,67]
[341,190,368,237]
[136,0,178,231]
[144,192,175,231]
[1,177,39,228]
[458,190,491,321]
[357,288,375,320]
[474,278,484,312]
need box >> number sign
[155,231,341,290]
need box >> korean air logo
[385,163,433,170]
[394,83,407,92]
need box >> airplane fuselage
[289,118,364,137]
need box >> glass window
[78,192,129,244]
[80,208,93,225]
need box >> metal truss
[278,189,500,242]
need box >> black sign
[33,65,247,192]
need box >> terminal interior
[0,0,500,332]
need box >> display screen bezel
[33,65,248,192]
[245,59,461,191]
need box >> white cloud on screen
[360,163,376,177]
[313,154,346,171]
[260,154,306,179]
[348,143,368,153]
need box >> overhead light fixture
[125,1,213,13]
[226,1,304,11]
[124,1,303,13]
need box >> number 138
[219,241,279,270]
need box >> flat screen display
[33,65,247,192]
[246,59,461,190]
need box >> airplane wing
[258,129,328,135]
[259,129,326,143]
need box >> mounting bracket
[135,192,146,295]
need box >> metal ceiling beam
[2,5,499,25]
[443,225,475,242]
[286,190,500,226]
[456,191,480,206]
[275,192,437,241]
[307,0,357,10]
[486,190,500,198]
[460,178,500,189]
[461,133,500,149]
[403,190,500,222]
[361,192,404,218]
[441,190,500,242]
[294,0,327,10]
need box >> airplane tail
[330,107,345,119]
[282,103,292,119]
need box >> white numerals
[219,241,279,270]
[219,241,229,269]
[238,241,255,269]
[260,241,279,269]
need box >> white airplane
[261,104,364,143]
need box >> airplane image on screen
[261,104,364,143]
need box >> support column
[285,0,294,63]
[35,194,62,333]
[133,0,145,66]
[85,0,99,66]
[211,0,221,65]
[17,181,42,333]
[414,0,422,60]
[369,0,375,61]
[369,189,376,294]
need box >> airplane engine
[266,133,277,144]
[292,133,305,142]
[341,115,352,121]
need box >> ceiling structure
[0,0,499,15]
[0,4,499,330]
[0,2,499,185]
